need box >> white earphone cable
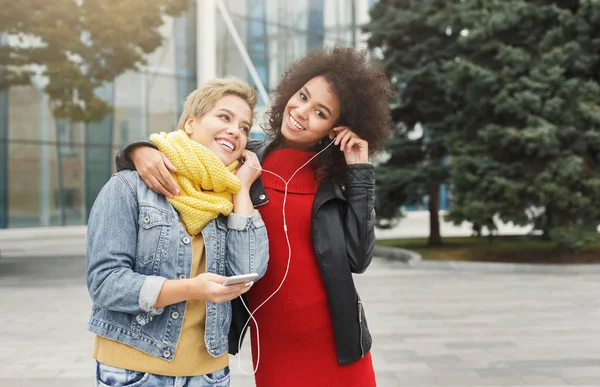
[236,138,337,375]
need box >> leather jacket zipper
[254,199,269,208]
[357,295,364,357]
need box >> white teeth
[289,115,305,130]
[217,139,234,150]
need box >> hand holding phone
[222,273,258,286]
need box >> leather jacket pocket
[357,293,372,358]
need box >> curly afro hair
[263,46,394,183]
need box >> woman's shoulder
[111,170,164,201]
[112,169,142,187]
[246,138,268,158]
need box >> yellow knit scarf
[150,130,241,236]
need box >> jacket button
[182,237,190,244]
[144,216,150,223]
[163,350,171,358]
[179,274,186,279]
[171,311,179,319]
[259,194,266,200]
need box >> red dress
[247,148,376,387]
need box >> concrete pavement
[0,225,86,259]
[2,226,600,386]
[0,210,533,260]
[2,250,600,386]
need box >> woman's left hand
[332,127,369,165]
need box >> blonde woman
[86,77,268,387]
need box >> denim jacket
[86,170,269,361]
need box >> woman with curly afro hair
[117,46,394,386]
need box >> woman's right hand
[130,146,180,198]
[188,272,252,303]
[154,272,252,308]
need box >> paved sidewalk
[0,210,532,259]
[2,253,600,386]
[0,226,86,258]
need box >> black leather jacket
[115,138,376,365]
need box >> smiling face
[280,76,341,150]
[184,94,252,165]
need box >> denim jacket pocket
[137,206,171,265]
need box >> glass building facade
[216,0,364,91]
[0,0,370,229]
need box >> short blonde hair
[177,77,258,130]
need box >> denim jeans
[96,362,230,387]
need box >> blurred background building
[0,0,449,230]
[0,0,377,229]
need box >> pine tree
[364,0,463,246]
[0,0,191,122]
[445,0,600,251]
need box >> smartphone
[222,273,258,286]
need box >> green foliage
[368,0,600,252]
[376,235,600,262]
[549,225,598,252]
[364,0,459,239]
[0,0,190,122]
[444,0,600,251]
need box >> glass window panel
[147,74,179,134]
